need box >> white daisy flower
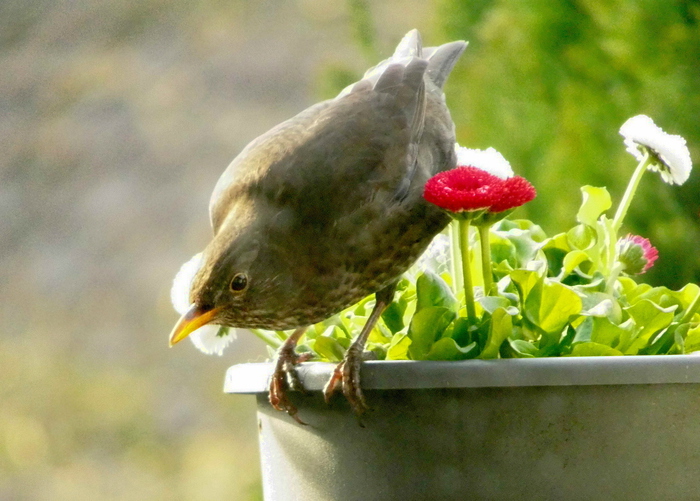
[455,145,514,179]
[411,233,452,276]
[619,115,692,185]
[171,253,236,356]
[171,253,204,315]
[188,325,236,357]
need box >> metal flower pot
[225,357,700,500]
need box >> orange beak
[169,304,220,346]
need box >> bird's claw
[269,348,312,425]
[323,348,370,416]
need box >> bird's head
[168,208,285,347]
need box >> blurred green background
[2,0,698,499]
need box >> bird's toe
[341,350,369,416]
[322,362,344,403]
[268,346,309,424]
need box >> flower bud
[616,234,659,275]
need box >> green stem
[449,220,462,294]
[607,153,652,275]
[249,328,283,349]
[459,219,477,322]
[680,290,700,324]
[605,262,625,295]
[478,225,494,296]
[612,153,652,233]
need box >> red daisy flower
[423,166,503,213]
[423,166,536,214]
[490,176,537,213]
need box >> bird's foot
[269,346,312,425]
[323,347,370,416]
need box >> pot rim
[224,355,700,394]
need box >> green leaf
[572,316,593,344]
[510,269,542,302]
[504,219,548,241]
[367,322,391,344]
[504,229,541,265]
[351,295,373,316]
[678,283,700,311]
[567,272,606,292]
[680,324,700,353]
[581,292,622,323]
[542,232,571,253]
[381,302,405,334]
[407,307,456,360]
[566,224,598,250]
[416,271,458,313]
[312,334,346,362]
[640,324,678,355]
[557,325,577,353]
[386,333,412,360]
[425,338,478,360]
[366,343,387,360]
[479,307,514,359]
[506,339,539,358]
[448,317,473,347]
[525,280,583,336]
[543,247,567,278]
[635,283,700,312]
[569,342,623,356]
[561,250,591,277]
[477,295,518,316]
[576,186,612,226]
[594,317,628,347]
[622,299,677,354]
[573,316,626,347]
[619,278,653,305]
[490,233,517,266]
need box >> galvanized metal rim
[224,356,700,394]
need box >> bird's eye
[230,273,248,292]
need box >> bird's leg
[269,326,311,425]
[323,283,397,415]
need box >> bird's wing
[253,57,430,232]
[209,30,466,235]
[208,99,335,233]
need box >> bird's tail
[423,39,468,90]
[396,30,467,90]
[338,30,467,98]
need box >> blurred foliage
[432,0,700,289]
[348,0,380,59]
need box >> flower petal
[171,253,237,356]
[619,115,692,185]
[412,233,451,275]
[490,176,537,213]
[189,325,237,356]
[171,253,204,316]
[455,145,514,179]
[616,234,659,274]
[424,166,505,213]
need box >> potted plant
[173,111,697,498]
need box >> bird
[169,29,467,422]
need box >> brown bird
[169,29,466,422]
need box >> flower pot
[225,357,700,500]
